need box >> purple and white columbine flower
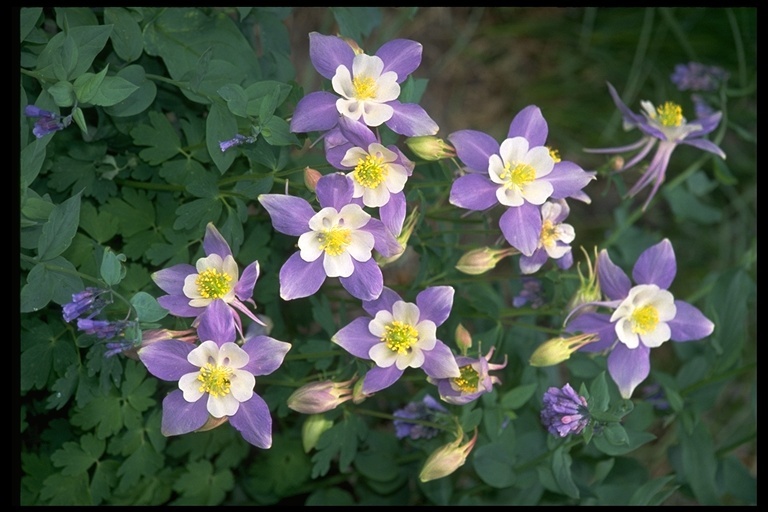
[290,32,438,138]
[564,238,715,398]
[331,286,461,395]
[541,383,590,437]
[258,173,401,301]
[138,300,291,448]
[151,223,262,336]
[449,105,595,257]
[519,199,575,275]
[584,82,726,211]
[428,346,508,405]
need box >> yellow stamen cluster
[353,75,377,100]
[196,268,233,299]
[197,363,233,397]
[383,321,419,354]
[540,219,558,247]
[656,102,683,127]
[630,305,659,334]
[354,154,388,189]
[317,227,352,256]
[500,162,536,189]
[547,146,561,163]
[452,364,480,393]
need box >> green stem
[114,179,185,192]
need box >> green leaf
[330,7,382,42]
[311,415,367,478]
[71,393,124,439]
[473,442,516,488]
[592,427,656,456]
[37,191,82,261]
[116,441,165,494]
[552,445,579,499]
[103,65,157,117]
[261,116,299,146]
[588,371,610,413]
[20,257,83,312]
[679,420,719,505]
[130,110,181,165]
[20,137,51,189]
[90,75,140,107]
[90,460,119,505]
[48,81,76,107]
[206,102,238,174]
[100,248,126,286]
[103,188,155,237]
[47,364,79,410]
[244,81,292,116]
[73,66,109,104]
[628,475,679,505]
[173,197,222,232]
[104,7,143,62]
[218,83,249,117]
[500,382,538,410]
[130,291,168,323]
[37,25,113,81]
[51,434,105,476]
[79,202,119,243]
[40,471,91,505]
[172,460,234,505]
[53,35,79,82]
[20,8,43,43]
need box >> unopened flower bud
[566,246,602,314]
[352,377,371,404]
[377,207,419,267]
[303,166,322,192]
[455,246,519,275]
[529,333,599,367]
[405,136,456,161]
[287,377,356,414]
[419,427,478,482]
[455,323,472,354]
[302,414,334,453]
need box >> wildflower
[290,32,438,137]
[151,223,263,337]
[564,239,715,398]
[584,82,726,211]
[455,246,519,275]
[25,105,72,138]
[62,287,112,323]
[376,206,420,266]
[512,277,544,309]
[258,173,402,301]
[219,133,256,152]
[331,286,461,395]
[566,246,601,314]
[405,135,456,161]
[518,199,575,274]
[419,427,478,482]
[138,300,291,448]
[670,62,729,92]
[529,333,599,367]
[76,318,133,340]
[540,383,590,437]
[287,377,357,414]
[393,394,449,440]
[449,105,595,256]
[428,346,508,405]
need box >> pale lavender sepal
[138,340,196,381]
[338,115,377,148]
[240,335,292,375]
[161,390,209,436]
[279,252,326,300]
[203,222,232,259]
[376,38,422,83]
[507,105,548,147]
[290,91,340,133]
[332,317,380,359]
[687,111,722,138]
[362,365,404,394]
[449,174,499,211]
[448,129,497,173]
[548,161,596,201]
[556,248,574,270]
[380,192,406,236]
[632,238,676,289]
[385,101,439,137]
[416,286,454,326]
[420,340,460,379]
[258,194,314,236]
[499,204,541,257]
[566,312,616,353]
[597,249,631,301]
[607,82,644,127]
[152,264,196,294]
[339,258,383,301]
[157,295,199,318]
[607,342,651,399]
[363,217,401,257]
[235,261,260,301]
[196,299,237,345]
[316,172,354,209]
[669,301,715,341]
[679,138,726,159]
[519,249,548,275]
[362,287,402,317]
[309,31,355,80]
[230,394,273,449]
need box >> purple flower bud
[76,319,130,340]
[541,383,590,437]
[393,395,449,440]
[25,104,71,138]
[287,377,357,414]
[62,287,112,323]
[219,134,255,152]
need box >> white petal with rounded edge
[179,372,205,402]
[521,180,554,205]
[369,310,394,337]
[347,231,375,261]
[500,137,529,163]
[392,301,420,325]
[323,252,354,278]
[338,204,371,229]
[332,65,355,98]
[183,273,203,300]
[298,232,323,262]
[352,54,384,80]
[196,253,223,273]
[545,244,571,259]
[229,369,256,402]
[640,323,671,348]
[415,320,437,351]
[615,318,640,349]
[373,72,400,102]
[556,224,576,244]
[207,393,240,418]
[384,164,408,193]
[488,154,505,182]
[309,207,340,231]
[369,343,398,367]
[395,347,425,370]
[497,186,524,207]
[362,186,391,207]
[361,102,394,127]
[187,340,220,367]
[337,98,363,120]
[217,342,249,369]
[526,146,555,177]
[341,146,369,168]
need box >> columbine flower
[449,105,595,257]
[519,199,575,274]
[418,427,478,482]
[62,287,112,323]
[584,82,726,211]
[151,223,263,336]
[670,62,729,92]
[138,300,291,448]
[331,286,461,395]
[290,32,438,137]
[393,394,449,440]
[428,347,508,405]
[287,377,357,414]
[258,173,401,301]
[25,105,72,138]
[564,238,715,398]
[540,383,590,437]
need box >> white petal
[369,343,398,367]
[323,252,354,278]
[207,393,240,418]
[229,370,255,402]
[309,207,340,231]
[526,146,555,177]
[395,348,425,370]
[183,273,203,300]
[521,180,554,205]
[383,164,408,193]
[368,143,397,163]
[392,301,420,325]
[545,244,571,259]
[369,311,394,337]
[362,186,390,208]
[361,102,394,127]
[497,186,524,207]
[499,137,529,163]
[346,231,375,261]
[338,204,371,229]
[179,372,204,402]
[615,318,640,349]
[298,232,324,262]
[196,253,223,273]
[337,98,363,121]
[372,72,400,102]
[331,64,355,99]
[415,320,437,351]
[188,340,220,367]
[641,323,671,348]
[556,224,576,244]
[341,146,369,168]
[488,154,505,183]
[540,201,561,222]
[352,54,384,79]
[217,342,249,369]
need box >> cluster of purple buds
[24,105,72,138]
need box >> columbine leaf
[37,191,82,261]
[51,434,105,476]
[104,7,143,62]
[130,110,181,165]
[171,460,234,505]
